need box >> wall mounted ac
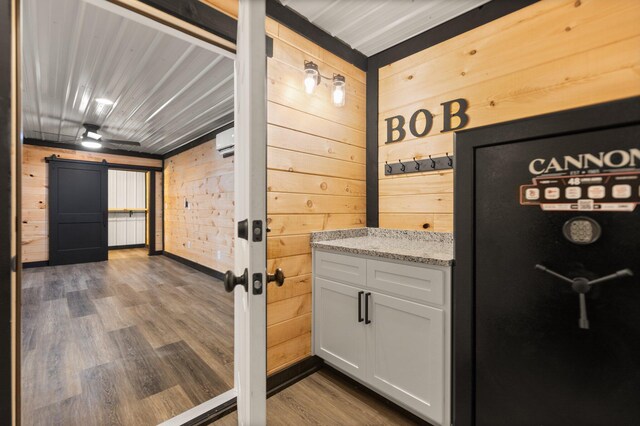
[216,127,234,157]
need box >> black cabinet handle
[365,292,372,324]
[357,291,364,322]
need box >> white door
[314,278,367,380]
[233,0,268,424]
[366,292,444,425]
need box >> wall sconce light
[304,61,320,94]
[303,60,346,107]
[332,74,346,107]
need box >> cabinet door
[366,292,444,425]
[314,278,366,380]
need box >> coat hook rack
[384,154,455,176]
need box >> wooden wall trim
[23,138,163,160]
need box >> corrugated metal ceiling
[279,0,491,56]
[22,0,235,154]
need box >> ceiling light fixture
[95,98,114,106]
[303,61,346,107]
[81,140,102,149]
[86,131,102,140]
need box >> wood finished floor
[212,369,420,426]
[21,249,234,426]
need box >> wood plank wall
[155,171,163,251]
[265,20,366,373]
[202,0,367,374]
[21,144,162,263]
[163,140,234,272]
[378,0,640,231]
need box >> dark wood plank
[42,279,65,301]
[108,325,175,399]
[156,340,229,405]
[66,290,97,318]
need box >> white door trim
[234,0,268,424]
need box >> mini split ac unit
[216,127,235,157]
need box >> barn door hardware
[535,264,634,329]
[384,154,455,176]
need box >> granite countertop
[310,228,454,266]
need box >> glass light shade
[332,74,346,107]
[303,61,319,94]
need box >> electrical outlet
[186,241,191,249]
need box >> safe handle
[357,291,364,323]
[535,264,633,286]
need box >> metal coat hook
[413,157,420,171]
[398,159,406,172]
[446,152,453,167]
[429,155,436,169]
[385,161,392,174]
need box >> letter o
[409,109,433,138]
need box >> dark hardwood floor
[21,249,234,426]
[212,368,421,426]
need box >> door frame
[453,96,640,426]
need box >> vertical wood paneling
[378,0,640,231]
[163,140,234,273]
[21,144,161,262]
[265,19,366,374]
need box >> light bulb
[303,61,319,95]
[304,74,317,94]
[81,140,102,149]
[332,74,346,107]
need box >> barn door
[48,158,108,265]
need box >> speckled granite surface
[310,228,454,266]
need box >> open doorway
[19,0,238,423]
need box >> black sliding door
[49,159,108,265]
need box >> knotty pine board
[163,140,234,273]
[21,144,162,263]
[265,20,366,373]
[377,0,640,231]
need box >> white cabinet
[315,278,366,380]
[367,293,444,424]
[313,249,451,426]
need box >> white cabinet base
[313,249,451,426]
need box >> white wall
[108,170,146,247]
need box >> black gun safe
[454,97,640,426]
